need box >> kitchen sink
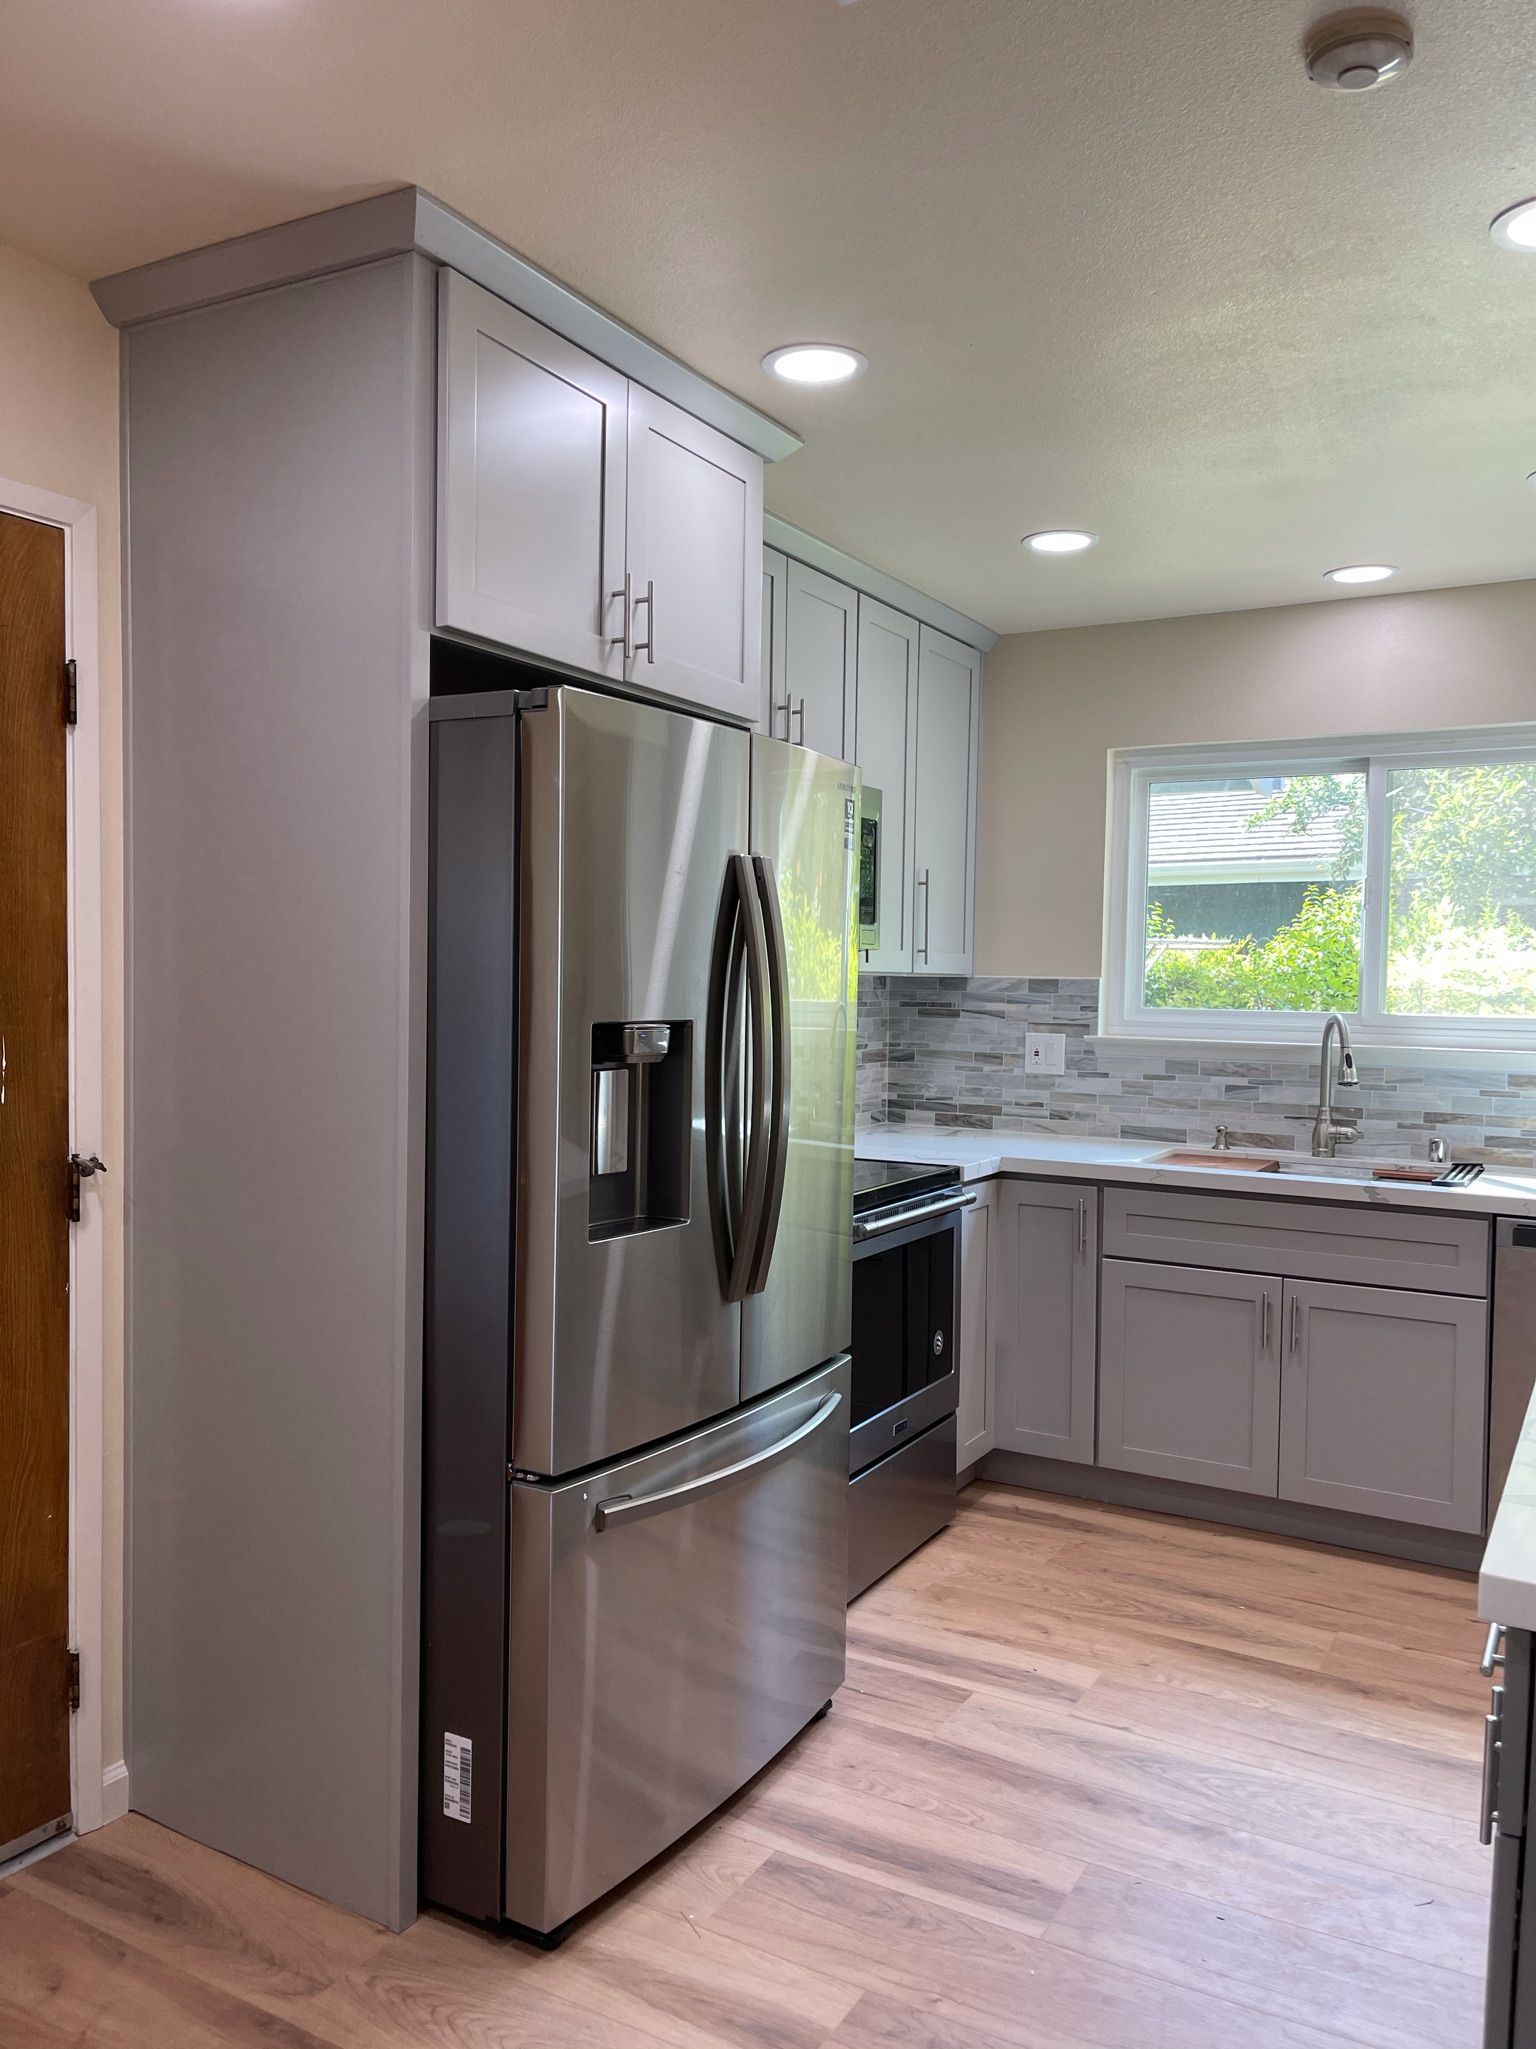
[1148,1149,1423,1183]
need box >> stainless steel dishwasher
[1490,1221,1536,1518]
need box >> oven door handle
[853,1189,976,1242]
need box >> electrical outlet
[1024,1030,1066,1076]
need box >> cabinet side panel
[124,255,432,1927]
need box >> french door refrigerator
[422,682,856,1940]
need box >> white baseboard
[100,1760,130,1825]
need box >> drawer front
[1103,1185,1489,1296]
[504,1359,848,1932]
[848,1415,957,1600]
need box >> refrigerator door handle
[593,1390,843,1530]
[723,853,772,1304]
[744,854,792,1296]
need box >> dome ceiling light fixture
[762,344,867,385]
[1304,8,1414,91]
[1491,199,1536,253]
[1021,529,1099,555]
[1325,563,1398,585]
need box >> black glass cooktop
[853,1158,963,1215]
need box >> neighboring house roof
[1148,788,1351,885]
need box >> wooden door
[436,270,628,678]
[956,1184,994,1468]
[1098,1258,1280,1496]
[991,1180,1098,1465]
[1279,1279,1487,1533]
[783,559,855,758]
[852,596,918,974]
[0,510,71,1855]
[912,625,981,974]
[625,385,763,722]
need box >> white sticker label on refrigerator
[443,1732,472,1824]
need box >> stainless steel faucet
[1311,1011,1360,1157]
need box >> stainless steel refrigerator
[422,682,856,1940]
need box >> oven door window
[851,1226,956,1428]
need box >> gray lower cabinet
[992,1181,1098,1465]
[1098,1259,1280,1495]
[1278,1279,1487,1534]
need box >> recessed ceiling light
[1325,564,1397,585]
[1022,529,1099,555]
[762,344,866,385]
[1491,199,1536,252]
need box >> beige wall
[978,579,1536,978]
[0,243,125,1766]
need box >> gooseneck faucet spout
[1312,1011,1360,1157]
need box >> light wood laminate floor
[0,1483,1493,2048]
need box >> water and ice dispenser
[589,1022,691,1240]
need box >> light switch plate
[1024,1030,1066,1075]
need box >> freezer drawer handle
[593,1389,843,1531]
[852,1190,977,1242]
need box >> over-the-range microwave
[858,784,882,953]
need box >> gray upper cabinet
[1278,1280,1487,1534]
[760,547,788,737]
[912,625,981,974]
[1099,1258,1280,1496]
[992,1180,1098,1465]
[439,268,763,722]
[853,596,918,974]
[625,384,763,724]
[437,270,627,679]
[779,560,855,757]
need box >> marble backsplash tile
[855,975,1536,1167]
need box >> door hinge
[64,657,78,727]
[67,1648,81,1714]
[68,1152,106,1223]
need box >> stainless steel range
[848,1160,975,1597]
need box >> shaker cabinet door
[1098,1259,1280,1495]
[853,597,919,974]
[912,625,981,974]
[437,269,627,678]
[991,1180,1098,1465]
[1278,1280,1487,1533]
[625,385,763,723]
[783,560,856,759]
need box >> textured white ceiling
[2,0,1534,633]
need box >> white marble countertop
[855,1124,1536,1219]
[1482,1426,1536,1628]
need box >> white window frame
[1102,723,1536,1051]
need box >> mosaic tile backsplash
[857,976,1536,1167]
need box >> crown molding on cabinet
[91,186,802,466]
[764,515,998,652]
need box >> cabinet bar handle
[917,868,931,963]
[1077,1197,1087,1257]
[1481,1689,1504,1845]
[1261,1290,1271,1350]
[609,572,633,663]
[634,578,655,664]
[1482,1623,1507,1678]
[1289,1294,1300,1353]
[793,698,805,745]
[774,699,792,739]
